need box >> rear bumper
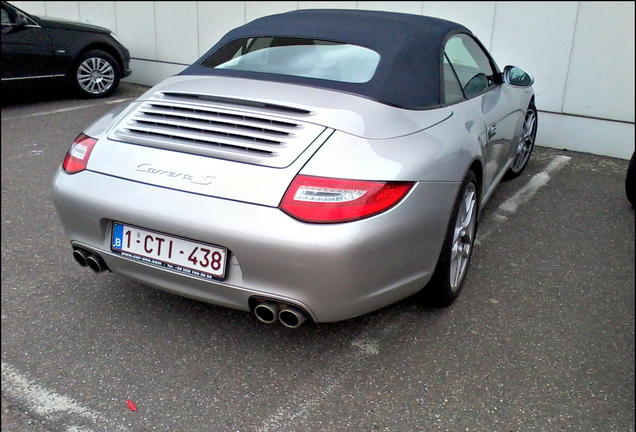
[51,168,458,322]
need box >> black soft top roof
[180,9,471,109]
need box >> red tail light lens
[280,175,414,223]
[62,133,97,174]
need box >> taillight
[280,175,414,223]
[62,133,97,174]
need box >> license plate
[111,223,228,280]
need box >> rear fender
[83,102,134,139]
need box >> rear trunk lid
[86,75,451,206]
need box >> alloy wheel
[510,108,537,173]
[77,57,115,95]
[449,182,477,291]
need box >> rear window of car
[199,37,381,84]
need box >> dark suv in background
[1,1,131,98]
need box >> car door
[1,2,56,80]
[444,34,522,192]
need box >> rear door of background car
[444,34,523,192]
[1,3,56,80]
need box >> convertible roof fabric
[180,9,471,109]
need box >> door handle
[487,124,497,140]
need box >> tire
[627,151,635,207]
[427,170,479,306]
[504,103,537,180]
[72,50,120,99]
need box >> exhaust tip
[86,253,107,273]
[279,306,308,329]
[72,248,90,267]
[254,302,280,324]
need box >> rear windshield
[199,37,380,84]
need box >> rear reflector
[62,133,97,174]
[280,175,414,223]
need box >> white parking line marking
[1,362,131,432]
[3,97,136,120]
[256,378,343,432]
[256,331,393,432]
[476,155,571,245]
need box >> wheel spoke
[460,193,475,230]
[78,64,91,75]
[523,111,536,141]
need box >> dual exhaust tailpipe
[72,247,108,273]
[253,300,309,328]
[72,249,306,326]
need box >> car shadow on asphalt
[1,86,72,107]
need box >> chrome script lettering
[135,163,215,185]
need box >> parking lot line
[475,155,572,245]
[1,362,131,432]
[2,97,136,120]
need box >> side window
[444,34,496,99]
[2,4,13,25]
[443,53,464,104]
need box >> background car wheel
[626,151,635,206]
[427,170,479,306]
[72,50,120,99]
[504,103,537,180]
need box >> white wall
[13,1,635,159]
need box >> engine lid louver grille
[109,93,325,168]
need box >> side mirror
[463,73,489,96]
[15,13,28,27]
[503,65,534,87]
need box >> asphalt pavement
[2,83,634,432]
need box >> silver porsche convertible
[52,9,536,327]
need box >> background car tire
[427,169,479,307]
[626,151,635,207]
[72,50,120,99]
[504,102,537,180]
